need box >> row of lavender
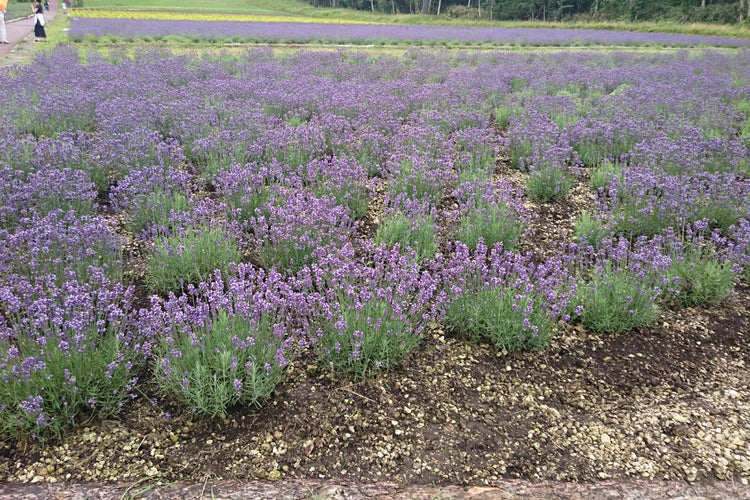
[1,46,749,439]
[67,18,750,47]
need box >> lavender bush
[453,177,527,252]
[374,197,439,264]
[442,242,576,351]
[306,156,371,221]
[0,271,142,440]
[589,160,623,193]
[729,219,750,282]
[308,243,442,380]
[110,165,193,236]
[574,210,610,250]
[663,222,738,307]
[148,265,307,417]
[569,237,677,335]
[251,186,353,274]
[0,167,96,231]
[145,226,241,295]
[0,210,122,285]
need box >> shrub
[374,209,438,264]
[309,243,442,380]
[387,156,448,206]
[729,219,750,283]
[0,167,96,231]
[306,156,371,221]
[526,164,573,203]
[145,227,240,294]
[0,272,142,441]
[215,161,285,230]
[574,266,662,335]
[109,165,193,235]
[664,222,737,308]
[589,161,623,193]
[0,210,122,286]
[442,242,575,351]
[456,201,524,252]
[570,237,676,335]
[574,210,610,250]
[251,187,352,274]
[131,191,192,235]
[493,105,519,130]
[149,266,305,418]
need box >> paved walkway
[0,0,59,58]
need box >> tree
[422,0,431,13]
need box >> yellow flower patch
[73,10,376,25]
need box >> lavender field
[68,17,750,47]
[1,43,750,455]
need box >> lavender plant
[214,160,286,229]
[662,222,738,307]
[451,127,498,177]
[589,160,623,193]
[442,242,576,351]
[373,198,439,264]
[144,226,241,295]
[0,210,123,285]
[132,191,192,236]
[567,118,638,168]
[306,156,371,221]
[0,271,143,440]
[574,210,611,250]
[308,243,442,380]
[0,167,96,231]
[569,237,677,335]
[729,219,750,283]
[251,187,353,274]
[526,163,573,203]
[149,265,306,417]
[109,165,193,236]
[386,155,451,206]
[453,177,526,252]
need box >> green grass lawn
[5,1,34,21]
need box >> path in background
[0,0,58,58]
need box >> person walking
[33,1,46,42]
[0,0,9,45]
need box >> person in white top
[32,1,46,42]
